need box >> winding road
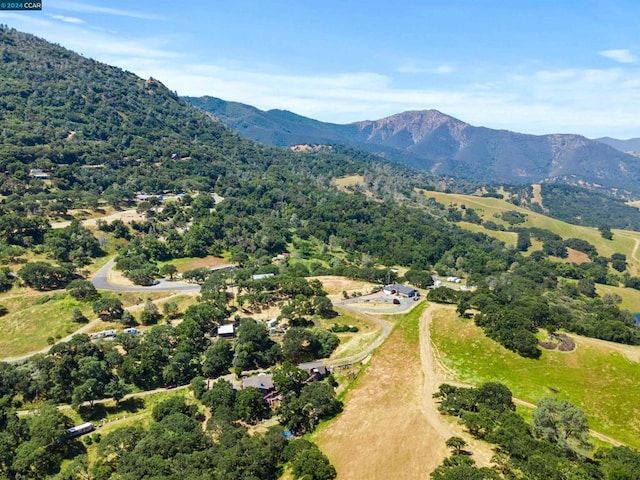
[91,259,200,293]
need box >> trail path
[325,306,392,367]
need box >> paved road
[92,259,200,293]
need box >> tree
[126,264,158,286]
[71,307,88,323]
[202,339,234,378]
[66,279,99,301]
[234,387,269,424]
[120,310,136,327]
[159,263,178,280]
[92,297,124,320]
[611,253,627,272]
[445,436,467,455]
[516,231,532,251]
[272,363,308,396]
[313,295,336,318]
[162,300,179,319]
[105,378,131,406]
[533,397,592,452]
[404,268,434,288]
[202,379,236,413]
[578,278,596,297]
[599,446,640,480]
[190,376,207,400]
[599,225,614,240]
[0,267,15,293]
[139,299,160,325]
[152,396,198,422]
[282,328,320,364]
[290,446,337,480]
[18,261,73,290]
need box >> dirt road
[418,303,496,467]
[419,304,625,449]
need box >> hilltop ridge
[186,96,640,196]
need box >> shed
[217,324,235,338]
[298,361,329,381]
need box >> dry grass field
[313,303,494,479]
[310,275,378,299]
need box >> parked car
[392,298,401,305]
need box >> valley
[1,23,640,480]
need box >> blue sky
[2,0,640,138]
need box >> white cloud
[599,49,637,64]
[49,0,163,20]
[2,15,640,138]
[432,64,456,74]
[397,63,456,74]
[48,14,84,24]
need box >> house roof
[242,373,274,390]
[384,284,418,295]
[217,324,235,335]
[252,273,275,280]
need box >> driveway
[92,259,200,293]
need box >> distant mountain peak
[185,96,640,196]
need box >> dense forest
[1,25,640,478]
[503,183,640,230]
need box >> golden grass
[0,292,94,357]
[313,304,448,480]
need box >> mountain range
[595,137,640,155]
[186,96,640,196]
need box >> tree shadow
[78,397,145,422]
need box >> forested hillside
[186,96,640,196]
[1,25,640,479]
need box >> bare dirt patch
[176,256,229,272]
[314,303,494,479]
[556,248,591,265]
[51,209,144,229]
[107,268,136,287]
[310,276,377,298]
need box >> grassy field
[313,302,454,480]
[0,292,95,357]
[595,283,640,312]
[316,308,383,361]
[430,307,640,449]
[420,189,640,273]
[0,288,185,359]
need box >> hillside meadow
[419,189,640,273]
[430,306,640,449]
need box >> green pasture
[430,307,640,449]
[0,292,95,358]
[420,190,640,271]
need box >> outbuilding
[217,324,235,338]
[383,284,420,298]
